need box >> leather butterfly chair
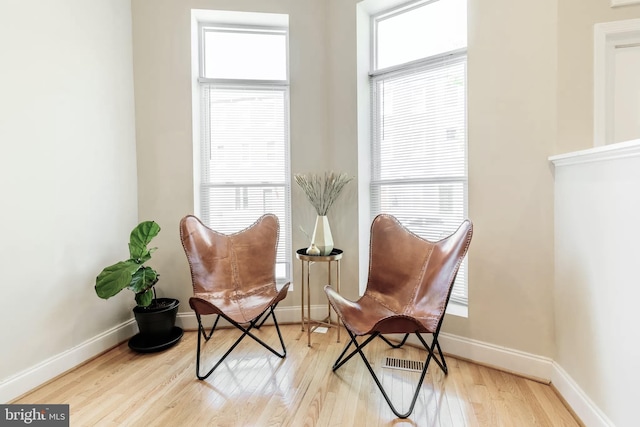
[179,214,290,380]
[324,214,473,418]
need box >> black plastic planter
[128,298,183,353]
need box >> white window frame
[193,13,292,286]
[366,0,469,307]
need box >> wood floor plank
[12,325,581,427]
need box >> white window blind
[198,23,291,284]
[371,0,468,304]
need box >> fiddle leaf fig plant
[95,221,161,307]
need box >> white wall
[552,140,640,427]
[0,0,138,402]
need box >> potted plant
[95,220,182,352]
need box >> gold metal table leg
[336,259,340,343]
[327,261,332,328]
[307,261,311,347]
[300,260,304,332]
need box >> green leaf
[129,266,158,294]
[129,221,161,261]
[95,261,141,299]
[135,289,154,307]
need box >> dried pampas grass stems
[294,171,353,216]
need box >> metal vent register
[382,357,424,373]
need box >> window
[370,0,468,304]
[196,16,291,285]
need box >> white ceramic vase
[311,215,334,256]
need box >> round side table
[296,248,343,347]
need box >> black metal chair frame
[332,290,453,419]
[194,302,287,380]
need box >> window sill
[446,300,468,318]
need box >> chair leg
[199,313,220,341]
[195,312,253,380]
[254,308,270,329]
[416,332,448,374]
[240,305,287,358]
[334,329,440,419]
[270,305,287,357]
[332,333,379,371]
[378,333,409,349]
[194,304,287,381]
[435,338,447,374]
[333,332,409,371]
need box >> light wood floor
[14,324,581,427]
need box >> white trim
[370,47,467,78]
[549,138,640,167]
[197,78,289,86]
[611,0,640,7]
[399,333,616,425]
[0,304,320,403]
[438,333,553,381]
[390,332,553,381]
[445,300,468,317]
[359,0,418,16]
[0,319,137,403]
[426,333,619,425]
[551,362,615,427]
[357,2,374,296]
[594,19,640,147]
[191,9,288,27]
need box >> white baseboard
[1,304,325,402]
[415,333,613,426]
[0,319,138,403]
[551,362,614,427]
[437,332,554,382]
[393,332,553,382]
[1,307,612,427]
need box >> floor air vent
[382,357,424,372]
